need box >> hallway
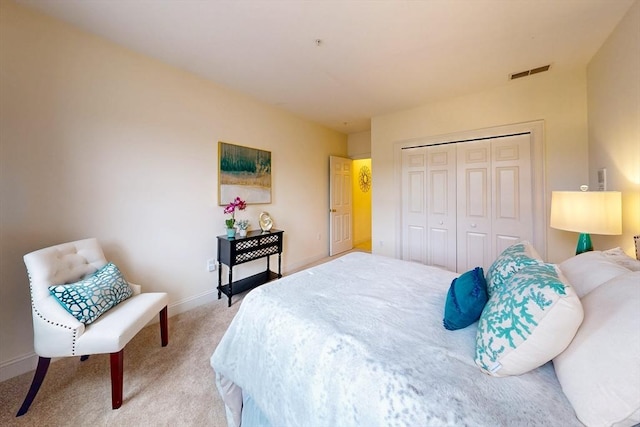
[354,240,371,252]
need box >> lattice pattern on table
[259,235,279,245]
[236,239,258,251]
[235,246,279,263]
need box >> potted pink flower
[223,197,246,238]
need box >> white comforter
[210,252,581,426]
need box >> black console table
[217,229,284,307]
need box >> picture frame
[218,141,272,205]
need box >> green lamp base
[575,233,593,255]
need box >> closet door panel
[428,228,449,268]
[407,225,426,263]
[464,231,490,271]
[457,141,492,272]
[402,148,428,264]
[492,134,533,257]
[496,235,520,255]
[466,169,488,217]
[426,145,456,271]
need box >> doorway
[352,158,372,252]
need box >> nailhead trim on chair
[72,329,78,355]
[28,274,78,356]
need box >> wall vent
[510,64,551,80]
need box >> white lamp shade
[550,191,622,235]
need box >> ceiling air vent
[510,64,551,80]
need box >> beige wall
[587,0,640,256]
[371,69,590,263]
[0,1,346,379]
[348,130,372,159]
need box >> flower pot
[238,229,247,237]
[226,228,236,238]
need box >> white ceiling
[16,0,635,134]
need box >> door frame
[393,120,547,260]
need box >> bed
[211,244,640,427]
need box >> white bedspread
[210,252,581,426]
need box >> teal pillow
[486,243,541,296]
[475,263,583,376]
[443,267,488,330]
[49,262,133,324]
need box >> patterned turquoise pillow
[49,262,133,324]
[485,242,542,296]
[475,263,583,377]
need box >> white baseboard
[0,352,38,383]
[0,290,219,383]
[166,289,219,317]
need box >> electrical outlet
[207,259,216,272]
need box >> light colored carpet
[0,294,243,427]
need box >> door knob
[330,209,337,213]
[470,223,477,228]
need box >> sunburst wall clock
[359,165,371,192]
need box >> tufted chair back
[17,238,168,417]
[25,238,109,356]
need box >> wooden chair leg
[16,356,51,417]
[110,350,124,409]
[160,306,168,347]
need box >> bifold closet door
[425,145,457,271]
[456,134,533,272]
[456,140,492,272]
[402,133,533,273]
[401,145,456,271]
[401,147,428,264]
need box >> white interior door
[456,134,533,272]
[329,156,353,256]
[401,148,428,263]
[491,134,533,255]
[426,145,457,271]
[401,145,457,270]
[400,132,535,273]
[457,141,493,272]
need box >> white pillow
[559,251,630,298]
[602,247,640,271]
[553,271,640,427]
[475,263,583,377]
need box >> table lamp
[550,188,622,254]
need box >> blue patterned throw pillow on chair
[443,267,488,330]
[49,262,133,324]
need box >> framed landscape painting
[218,142,272,205]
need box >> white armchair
[17,238,169,416]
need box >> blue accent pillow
[443,267,488,330]
[49,262,133,324]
